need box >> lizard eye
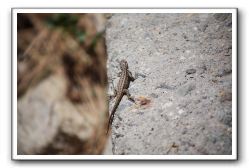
[120,60,124,65]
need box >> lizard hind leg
[123,89,135,103]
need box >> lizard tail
[106,95,122,134]
[106,114,114,134]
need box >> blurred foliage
[17,13,109,154]
[46,14,86,43]
[17,13,107,99]
[90,31,103,49]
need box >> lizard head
[120,59,128,70]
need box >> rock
[177,82,196,96]
[150,93,159,98]
[17,74,108,154]
[217,68,232,77]
[199,23,208,32]
[217,109,232,127]
[156,83,176,90]
[219,90,232,102]
[186,68,197,75]
[106,13,232,155]
[213,13,230,21]
[135,72,147,78]
[225,20,232,27]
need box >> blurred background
[17,13,111,154]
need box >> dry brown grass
[17,13,109,154]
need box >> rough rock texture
[106,13,232,155]
[18,74,108,154]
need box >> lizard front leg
[128,70,135,82]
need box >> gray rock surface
[106,13,232,155]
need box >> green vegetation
[46,13,86,43]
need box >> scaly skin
[107,60,135,134]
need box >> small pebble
[186,69,197,75]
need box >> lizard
[106,59,135,134]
